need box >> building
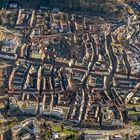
[110,135,124,140]
[84,134,109,140]
[0,95,9,112]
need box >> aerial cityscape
[0,0,140,140]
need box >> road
[84,126,140,136]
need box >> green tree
[61,123,64,132]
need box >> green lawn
[51,124,62,132]
[21,104,28,109]
[31,53,41,59]
[8,123,14,129]
[126,104,136,109]
[128,111,140,115]
[0,82,4,88]
[51,123,78,135]
[7,120,21,129]
[63,128,78,135]
[129,121,140,126]
[126,104,140,109]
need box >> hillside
[0,0,131,17]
